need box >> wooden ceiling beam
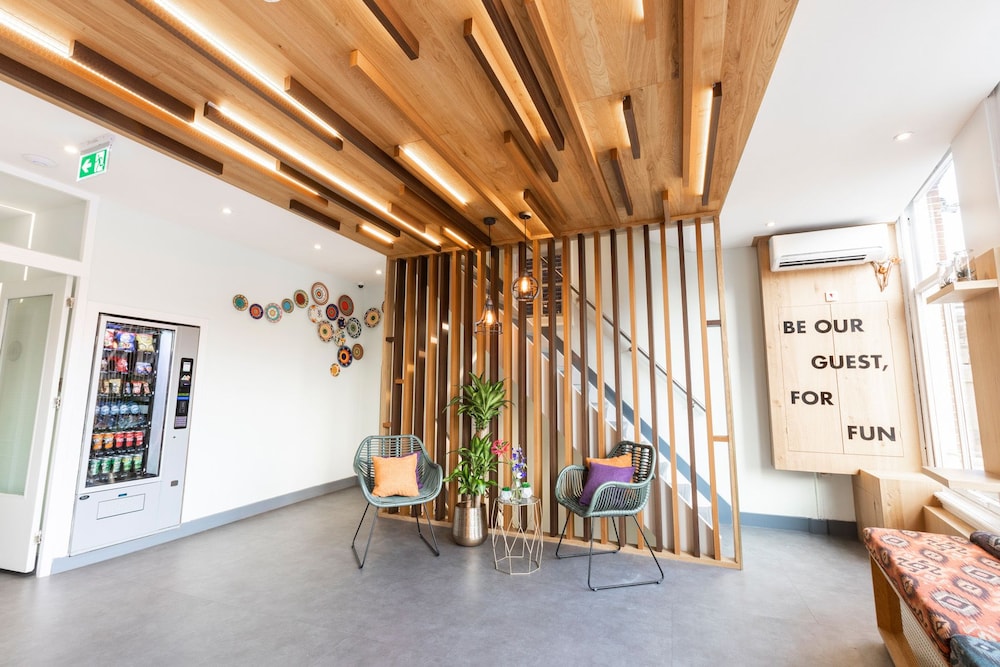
[609,148,634,216]
[463,18,558,183]
[285,76,490,247]
[681,0,726,192]
[481,0,564,151]
[288,199,341,232]
[702,81,722,206]
[521,0,619,222]
[622,94,641,159]
[361,0,420,60]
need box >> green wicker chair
[351,434,442,568]
[555,440,664,590]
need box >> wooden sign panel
[758,231,921,474]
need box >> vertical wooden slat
[389,259,407,435]
[412,256,429,442]
[626,228,644,549]
[489,245,501,497]
[380,258,397,434]
[435,253,451,520]
[502,247,515,520]
[475,249,486,377]
[660,221,681,554]
[531,237,543,500]
[609,230,624,439]
[713,215,742,566]
[695,221,722,559]
[677,221,701,556]
[423,255,439,449]
[459,251,474,509]
[547,238,559,535]
[642,225,663,551]
[576,233,591,542]
[400,260,418,434]
[447,252,464,519]
[592,232,609,544]
[561,235,575,538]
[517,242,528,453]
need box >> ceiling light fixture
[358,222,395,246]
[475,217,501,335]
[222,207,232,215]
[314,243,321,250]
[397,145,469,206]
[443,226,472,249]
[21,153,56,168]
[893,131,914,142]
[511,211,539,302]
[0,9,70,56]
[765,221,776,228]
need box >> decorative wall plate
[329,363,341,377]
[308,305,323,323]
[337,317,346,328]
[338,294,355,316]
[364,307,381,327]
[352,343,364,360]
[333,328,347,346]
[346,317,362,339]
[293,289,309,308]
[325,303,339,320]
[338,345,353,367]
[265,303,282,322]
[233,294,249,311]
[281,298,294,313]
[318,321,334,342]
[312,282,329,305]
[249,303,264,320]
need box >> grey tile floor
[0,488,893,666]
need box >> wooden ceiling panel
[0,0,796,255]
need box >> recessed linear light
[893,131,914,142]
[397,145,469,206]
[0,8,70,56]
[442,226,472,249]
[358,222,395,246]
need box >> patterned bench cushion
[864,528,1000,658]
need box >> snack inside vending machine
[70,314,199,554]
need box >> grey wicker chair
[555,440,664,590]
[351,434,443,568]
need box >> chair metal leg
[555,514,622,560]
[351,503,379,569]
[586,514,665,591]
[415,501,440,557]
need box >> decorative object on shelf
[364,307,381,328]
[325,303,340,320]
[511,211,539,302]
[249,303,264,320]
[264,303,282,322]
[293,289,309,308]
[338,294,355,316]
[954,249,976,281]
[870,257,900,292]
[232,294,249,311]
[338,345,353,367]
[519,482,532,498]
[352,343,364,360]
[499,486,512,501]
[329,363,341,377]
[311,281,329,305]
[346,317,362,339]
[475,217,502,335]
[937,260,955,287]
[281,298,294,313]
[317,321,334,342]
[308,305,323,323]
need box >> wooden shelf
[925,279,997,304]
[922,466,1000,492]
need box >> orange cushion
[584,453,632,469]
[372,454,419,497]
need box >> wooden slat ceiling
[0,0,795,257]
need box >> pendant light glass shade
[474,295,502,334]
[511,272,539,301]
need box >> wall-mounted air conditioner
[768,224,890,272]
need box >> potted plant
[445,371,511,545]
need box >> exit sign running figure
[77,145,110,180]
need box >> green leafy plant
[444,371,512,498]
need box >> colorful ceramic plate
[338,345,353,367]
[249,303,264,320]
[325,303,339,320]
[364,307,381,328]
[352,343,364,360]
[338,294,355,316]
[337,317,346,328]
[329,363,341,377]
[318,321,334,342]
[333,328,347,347]
[265,303,282,323]
[293,289,309,308]
[281,298,294,313]
[312,282,329,305]
[346,317,362,339]
[308,305,323,323]
[233,294,249,311]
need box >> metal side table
[492,495,542,575]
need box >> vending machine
[70,315,199,554]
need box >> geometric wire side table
[492,495,542,575]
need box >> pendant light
[475,217,502,335]
[511,211,539,302]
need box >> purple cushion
[579,462,634,505]
[971,531,1000,560]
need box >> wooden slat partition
[379,217,740,567]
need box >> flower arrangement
[492,439,528,497]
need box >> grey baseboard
[49,477,355,575]
[740,512,858,539]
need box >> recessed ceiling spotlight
[21,153,56,168]
[375,269,383,276]
[893,131,914,142]
[314,243,322,250]
[221,207,232,215]
[63,145,79,154]
[764,221,776,228]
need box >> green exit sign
[77,145,110,180]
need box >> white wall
[952,100,1000,254]
[38,196,385,574]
